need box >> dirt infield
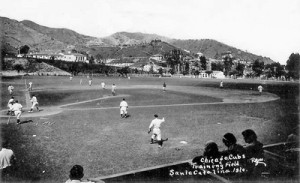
[0,85,279,118]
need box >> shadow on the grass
[18,119,33,125]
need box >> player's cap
[15,100,18,103]
[123,98,125,100]
[154,114,158,117]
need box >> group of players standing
[6,82,40,124]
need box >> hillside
[169,39,274,64]
[2,57,70,76]
[21,20,94,46]
[1,17,65,51]
[1,16,275,64]
[89,40,183,59]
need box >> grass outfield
[0,75,298,183]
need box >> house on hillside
[106,59,134,67]
[222,51,233,58]
[150,54,164,62]
[196,52,203,58]
[143,63,162,72]
[27,53,52,59]
[198,70,225,79]
[62,53,87,62]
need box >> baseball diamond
[0,75,298,183]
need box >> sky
[1,0,299,64]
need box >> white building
[62,53,87,62]
[211,71,225,79]
[149,54,163,62]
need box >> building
[26,52,87,62]
[211,71,225,79]
[62,53,87,62]
[149,54,164,62]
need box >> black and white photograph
[0,0,299,182]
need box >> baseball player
[220,81,223,88]
[163,82,166,92]
[28,94,40,112]
[8,85,14,95]
[101,81,106,89]
[7,96,14,115]
[11,100,22,124]
[89,78,92,86]
[258,85,263,95]
[120,98,128,118]
[112,84,116,96]
[80,78,83,85]
[70,75,73,81]
[148,114,167,148]
[28,82,33,91]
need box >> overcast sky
[1,0,299,64]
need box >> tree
[95,54,103,62]
[184,62,189,75]
[200,56,207,70]
[13,64,24,73]
[20,45,30,55]
[117,67,130,77]
[71,49,78,53]
[265,62,285,78]
[158,68,163,76]
[223,56,233,76]
[211,62,224,71]
[286,53,300,79]
[89,56,95,64]
[165,49,182,74]
[252,59,264,77]
[236,63,245,76]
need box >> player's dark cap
[15,100,18,103]
[123,98,125,100]
[154,114,158,117]
[242,129,257,140]
[223,133,237,144]
[11,96,14,98]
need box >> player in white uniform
[220,81,223,88]
[8,85,14,95]
[11,100,22,124]
[148,114,167,148]
[7,96,14,115]
[89,78,92,86]
[101,82,105,89]
[120,98,128,118]
[112,84,116,96]
[28,82,33,91]
[258,85,263,95]
[28,94,40,112]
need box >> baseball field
[0,75,299,182]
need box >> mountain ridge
[1,16,274,64]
